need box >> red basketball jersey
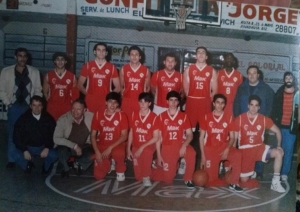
[91,110,129,148]
[233,113,273,148]
[122,63,148,99]
[47,70,75,104]
[217,69,243,106]
[157,110,191,145]
[80,61,118,96]
[151,70,182,108]
[187,64,213,98]
[129,110,159,148]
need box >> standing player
[91,92,128,181]
[217,53,243,116]
[199,94,243,191]
[183,46,218,129]
[127,92,159,186]
[151,52,183,115]
[119,46,151,117]
[233,95,285,193]
[43,52,79,120]
[78,43,120,113]
[151,91,196,188]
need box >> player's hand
[95,152,102,163]
[24,151,31,161]
[127,150,133,161]
[102,146,113,158]
[220,147,229,160]
[277,147,284,156]
[179,144,187,157]
[74,145,82,156]
[134,147,144,159]
[200,156,206,169]
[157,156,164,167]
[40,148,49,158]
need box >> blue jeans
[15,146,58,171]
[7,102,29,162]
[280,128,296,175]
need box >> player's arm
[210,69,218,98]
[77,75,87,95]
[144,69,151,92]
[182,67,189,96]
[156,131,164,166]
[270,124,282,147]
[91,129,102,163]
[42,74,50,100]
[199,128,206,168]
[134,129,159,158]
[150,72,157,96]
[112,76,121,93]
[179,128,193,157]
[220,131,235,160]
[119,67,125,95]
[127,128,134,160]
[71,75,80,101]
[102,128,128,158]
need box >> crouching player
[91,92,129,181]
[199,94,243,192]
[151,91,196,188]
[127,92,159,186]
[233,95,285,193]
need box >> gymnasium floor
[0,120,297,212]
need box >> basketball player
[119,46,151,117]
[233,95,285,193]
[78,42,120,113]
[43,52,79,120]
[151,91,196,188]
[127,92,159,186]
[151,52,183,115]
[91,92,128,181]
[217,53,243,117]
[199,94,243,192]
[183,46,218,129]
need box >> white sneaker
[250,171,257,179]
[116,172,125,181]
[281,175,288,181]
[271,180,286,193]
[143,176,152,187]
[178,158,186,175]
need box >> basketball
[193,169,209,186]
[224,170,232,184]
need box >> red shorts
[121,97,140,118]
[85,93,106,113]
[47,102,71,120]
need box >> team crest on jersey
[66,79,71,84]
[127,72,131,77]
[223,122,228,128]
[233,77,237,82]
[244,125,248,130]
[139,73,144,78]
[147,123,151,129]
[221,76,225,81]
[164,119,169,125]
[209,121,214,128]
[114,120,119,126]
[178,119,182,125]
[174,78,178,82]
[257,125,261,130]
[205,72,210,77]
[161,76,165,82]
[192,70,197,75]
[91,67,96,73]
[100,120,105,126]
[135,120,139,126]
[105,69,110,74]
[52,78,56,84]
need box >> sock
[273,173,280,181]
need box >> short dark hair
[106,92,121,106]
[213,94,227,105]
[93,42,108,51]
[72,98,87,108]
[128,45,142,56]
[30,95,44,106]
[163,52,177,61]
[166,90,181,102]
[138,92,153,104]
[223,52,234,58]
[15,48,28,56]
[52,52,68,61]
[248,95,261,106]
[246,65,259,75]
[283,71,294,80]
[196,46,208,54]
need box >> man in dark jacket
[272,71,298,181]
[13,95,57,174]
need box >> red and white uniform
[233,113,273,177]
[151,70,182,108]
[91,110,129,180]
[217,69,243,116]
[130,110,159,181]
[121,64,148,117]
[200,112,241,185]
[80,61,118,112]
[186,64,214,127]
[151,110,195,183]
[46,70,78,120]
